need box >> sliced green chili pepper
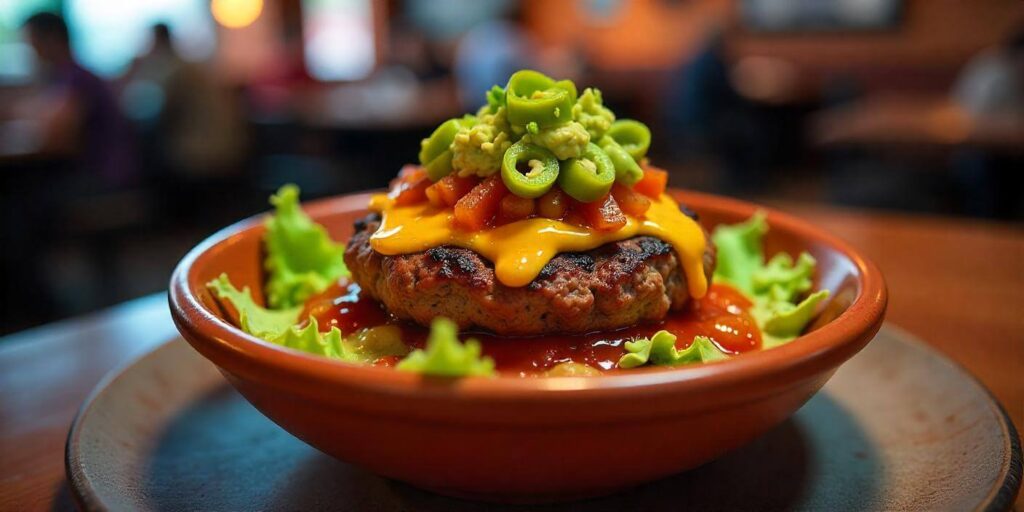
[501,141,559,198]
[419,118,462,167]
[485,85,506,113]
[557,143,615,203]
[419,117,476,180]
[605,119,651,160]
[424,150,454,181]
[553,78,578,105]
[599,136,643,186]
[505,70,576,129]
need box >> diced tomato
[537,187,568,219]
[390,164,422,188]
[397,164,421,179]
[610,183,651,217]
[424,183,445,207]
[705,314,761,353]
[575,194,627,231]
[389,166,431,206]
[496,194,535,224]
[430,174,478,207]
[454,176,508,230]
[702,283,754,313]
[633,167,668,199]
[562,209,587,227]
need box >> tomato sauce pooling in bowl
[300,279,761,376]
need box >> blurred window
[0,0,59,83]
[302,0,375,81]
[741,0,901,32]
[66,0,216,77]
[406,0,510,40]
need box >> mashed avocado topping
[429,71,635,183]
[451,106,514,177]
[521,120,590,160]
[572,88,615,140]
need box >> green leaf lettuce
[396,318,496,377]
[207,274,408,363]
[712,211,830,348]
[618,331,729,369]
[264,185,349,309]
[208,273,301,341]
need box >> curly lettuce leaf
[753,252,815,303]
[711,211,769,294]
[208,273,301,341]
[277,317,345,358]
[712,212,830,347]
[618,331,729,369]
[264,185,348,309]
[755,290,831,348]
[208,275,408,362]
[396,318,496,377]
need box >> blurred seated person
[811,26,1023,217]
[12,12,136,186]
[387,17,448,82]
[663,28,771,194]
[0,13,136,330]
[950,26,1024,218]
[954,28,1024,119]
[121,24,245,181]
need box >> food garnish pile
[209,71,829,378]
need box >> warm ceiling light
[211,0,263,29]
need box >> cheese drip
[367,194,708,297]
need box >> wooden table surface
[811,94,1024,152]
[1,204,1021,511]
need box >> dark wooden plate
[66,326,1021,511]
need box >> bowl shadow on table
[140,383,881,512]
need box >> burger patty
[344,213,716,336]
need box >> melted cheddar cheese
[367,194,708,297]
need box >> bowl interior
[171,188,885,413]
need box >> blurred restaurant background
[0,0,1022,335]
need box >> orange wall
[524,0,731,71]
[525,0,1024,90]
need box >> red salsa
[301,280,761,375]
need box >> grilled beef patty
[343,213,715,336]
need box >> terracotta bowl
[169,189,887,503]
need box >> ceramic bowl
[169,190,887,503]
